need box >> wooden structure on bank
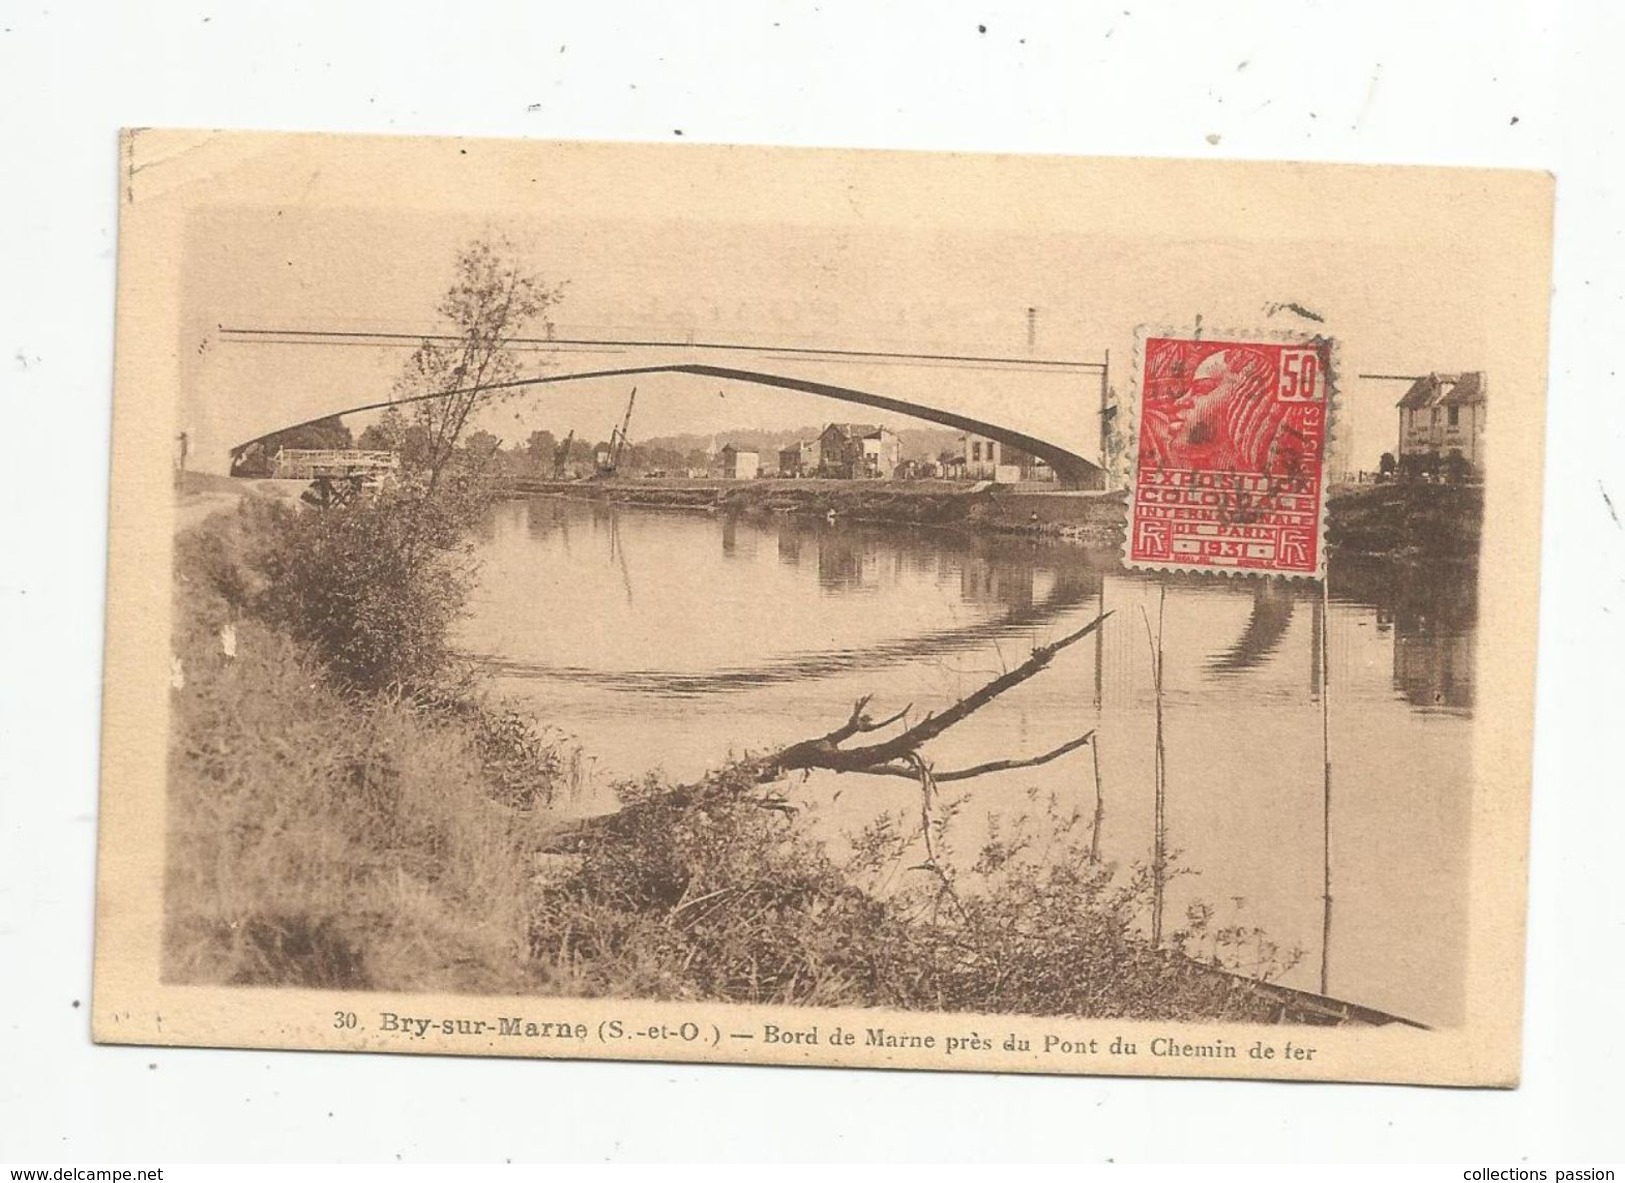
[274,448,400,508]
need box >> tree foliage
[356,405,430,468]
[394,238,563,491]
[254,238,563,691]
[256,479,480,691]
[232,415,354,476]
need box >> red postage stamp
[1127,333,1332,576]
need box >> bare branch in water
[756,611,1110,780]
[842,730,1096,783]
[541,611,1110,853]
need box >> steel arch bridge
[198,328,1111,488]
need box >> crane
[552,429,575,479]
[598,387,637,475]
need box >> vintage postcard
[95,129,1552,1085]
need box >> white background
[1,0,1620,1164]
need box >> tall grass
[166,502,573,992]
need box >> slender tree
[395,238,563,493]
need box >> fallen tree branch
[755,610,1111,780]
[538,611,1111,853]
[839,729,1096,783]
[766,694,915,771]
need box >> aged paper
[95,128,1552,1085]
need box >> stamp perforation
[1118,322,1340,581]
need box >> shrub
[1326,482,1483,559]
[255,476,485,692]
[530,771,1288,1021]
[413,684,586,811]
[531,766,903,1005]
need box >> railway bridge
[192,327,1112,489]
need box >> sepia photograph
[92,128,1552,1085]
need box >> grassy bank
[165,489,1389,1023]
[509,476,986,526]
[507,477,1129,546]
[511,476,1482,559]
[1326,482,1483,560]
[167,500,582,992]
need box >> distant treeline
[237,414,962,478]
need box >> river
[458,496,1478,1027]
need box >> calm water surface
[459,497,1477,1026]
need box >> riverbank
[502,476,1485,559]
[173,470,308,532]
[1324,482,1483,561]
[165,494,1405,1023]
[504,475,1129,546]
[166,500,583,992]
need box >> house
[962,434,1056,483]
[938,449,968,481]
[817,423,901,479]
[777,438,823,477]
[718,444,760,480]
[1396,372,1486,479]
[859,429,902,479]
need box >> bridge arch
[231,362,1106,488]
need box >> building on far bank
[817,423,901,479]
[778,437,823,477]
[961,433,1056,483]
[1396,372,1487,479]
[718,444,760,480]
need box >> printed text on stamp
[1129,335,1331,576]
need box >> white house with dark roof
[718,444,760,480]
[1397,372,1487,476]
[962,433,1055,483]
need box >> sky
[179,164,1493,475]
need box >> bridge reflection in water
[462,497,1476,1029]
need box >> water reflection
[814,531,882,593]
[1333,558,1478,712]
[484,506,1104,696]
[1205,579,1299,677]
[489,500,1479,712]
[460,497,1479,1026]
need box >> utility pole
[1100,348,1112,483]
